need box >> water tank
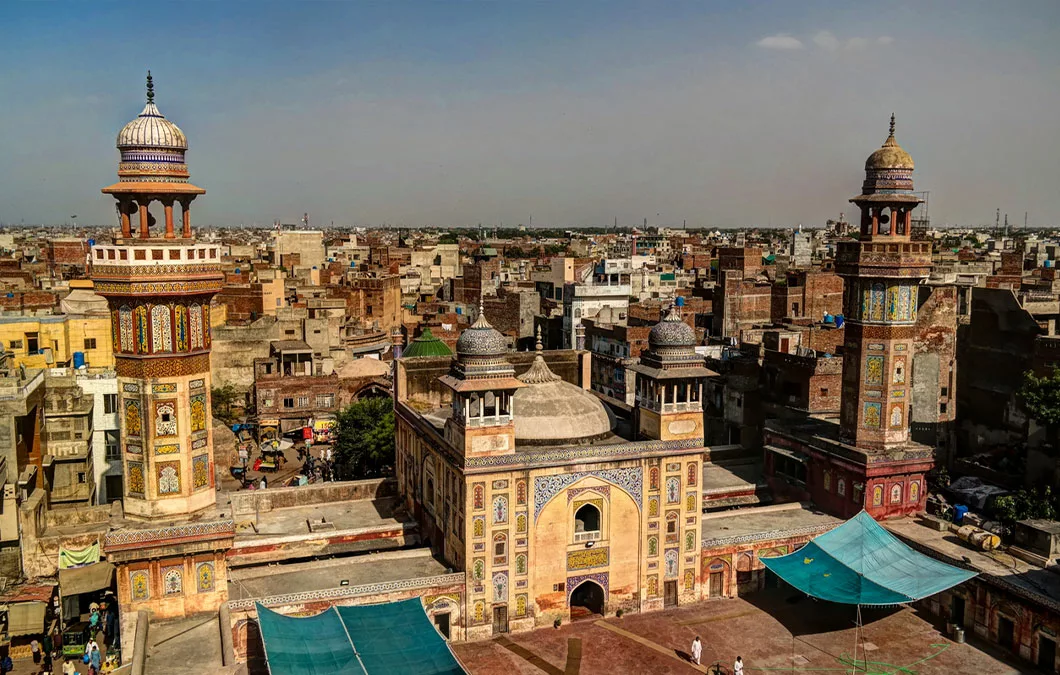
[73,352,85,369]
[1046,260,1055,268]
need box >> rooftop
[701,503,841,546]
[227,548,450,602]
[242,495,405,539]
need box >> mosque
[67,73,948,668]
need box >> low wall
[229,478,396,522]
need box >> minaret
[836,116,932,451]
[93,73,224,518]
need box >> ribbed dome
[649,307,696,348]
[865,115,913,171]
[455,309,507,356]
[117,102,188,150]
[403,327,453,358]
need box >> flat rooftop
[885,516,1060,608]
[701,460,763,495]
[241,496,405,539]
[227,548,450,601]
[701,503,841,544]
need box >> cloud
[756,34,804,50]
[813,31,840,51]
[877,36,894,45]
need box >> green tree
[333,397,395,479]
[211,384,240,425]
[438,233,459,245]
[993,487,1058,529]
[1018,367,1060,447]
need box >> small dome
[117,102,188,150]
[865,114,913,171]
[649,307,696,348]
[513,379,613,442]
[455,309,507,356]
[116,72,187,150]
[403,327,453,358]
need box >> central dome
[513,345,612,443]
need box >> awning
[760,511,976,605]
[8,601,47,637]
[58,561,115,598]
[765,445,807,463]
[257,598,466,675]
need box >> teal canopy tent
[760,511,976,605]
[256,599,466,675]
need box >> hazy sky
[2,1,1059,229]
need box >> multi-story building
[561,276,631,349]
[41,376,95,507]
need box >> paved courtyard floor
[452,590,1023,675]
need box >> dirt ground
[452,589,1024,675]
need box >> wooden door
[492,606,508,635]
[999,616,1015,651]
[709,572,724,598]
[664,580,678,608]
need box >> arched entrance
[569,580,605,620]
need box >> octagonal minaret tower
[835,116,932,452]
[93,73,224,519]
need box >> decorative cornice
[465,437,704,472]
[105,519,234,552]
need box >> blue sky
[1,1,1059,228]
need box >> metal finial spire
[146,70,155,104]
[889,113,895,138]
[535,326,543,352]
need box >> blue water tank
[834,315,845,328]
[675,296,685,307]
[1046,260,1055,268]
[953,505,969,524]
[73,352,85,369]
[87,239,95,247]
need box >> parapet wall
[229,478,396,520]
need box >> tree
[333,397,395,479]
[1018,367,1060,448]
[211,384,240,425]
[993,487,1058,530]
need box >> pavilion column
[138,200,149,239]
[119,200,132,238]
[181,199,192,238]
[163,198,175,239]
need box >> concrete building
[273,230,325,270]
[561,276,631,349]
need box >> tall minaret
[93,73,224,519]
[836,116,931,451]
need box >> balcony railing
[574,530,601,543]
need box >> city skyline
[2,1,1059,228]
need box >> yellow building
[0,281,114,370]
[395,308,715,640]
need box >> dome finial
[146,70,155,104]
[889,113,895,138]
[535,326,543,352]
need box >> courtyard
[452,589,1023,674]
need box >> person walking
[31,637,42,664]
[734,655,744,674]
[691,636,703,666]
[62,658,77,675]
[89,644,102,672]
[259,475,267,490]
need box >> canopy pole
[850,604,862,674]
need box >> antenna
[996,208,1000,236]
[1025,212,1028,230]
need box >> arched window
[649,467,660,490]
[493,533,507,565]
[119,306,133,352]
[687,463,697,487]
[574,503,601,541]
[473,485,484,510]
[837,478,847,497]
[426,478,435,506]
